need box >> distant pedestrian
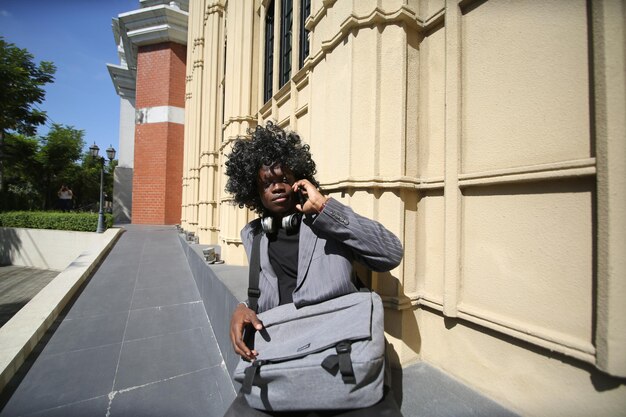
[57,185,73,212]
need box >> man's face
[257,163,297,216]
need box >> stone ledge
[178,236,245,386]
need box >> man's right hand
[230,303,264,361]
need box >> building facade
[114,0,626,415]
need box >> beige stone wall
[181,0,626,415]
[182,1,228,244]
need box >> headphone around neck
[261,213,301,234]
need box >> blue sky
[0,0,138,158]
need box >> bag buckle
[242,360,266,394]
[321,341,353,377]
[248,288,261,298]
[336,341,351,354]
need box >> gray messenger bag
[233,234,386,411]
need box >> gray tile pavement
[394,364,519,417]
[0,225,235,417]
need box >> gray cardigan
[241,198,403,313]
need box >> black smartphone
[297,186,306,206]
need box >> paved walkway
[0,225,519,417]
[0,267,58,328]
[0,225,234,417]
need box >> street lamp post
[89,143,116,233]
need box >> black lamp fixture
[90,143,116,233]
[106,145,116,161]
[89,143,100,159]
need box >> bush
[0,211,113,232]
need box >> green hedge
[0,211,113,232]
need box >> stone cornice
[119,4,189,48]
[108,3,189,99]
[107,63,136,99]
[140,0,189,12]
[307,5,444,69]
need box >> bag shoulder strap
[247,232,262,313]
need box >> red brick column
[132,42,186,224]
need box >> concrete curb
[0,227,124,391]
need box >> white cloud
[0,10,11,17]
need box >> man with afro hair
[224,122,404,416]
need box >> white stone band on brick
[135,105,184,125]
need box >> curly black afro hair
[225,122,320,215]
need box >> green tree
[1,126,87,211]
[1,125,117,212]
[73,151,102,211]
[37,124,85,209]
[0,37,56,192]
[1,132,42,209]
[74,152,117,212]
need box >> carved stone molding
[307,5,444,68]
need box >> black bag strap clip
[321,341,356,384]
[242,360,266,394]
